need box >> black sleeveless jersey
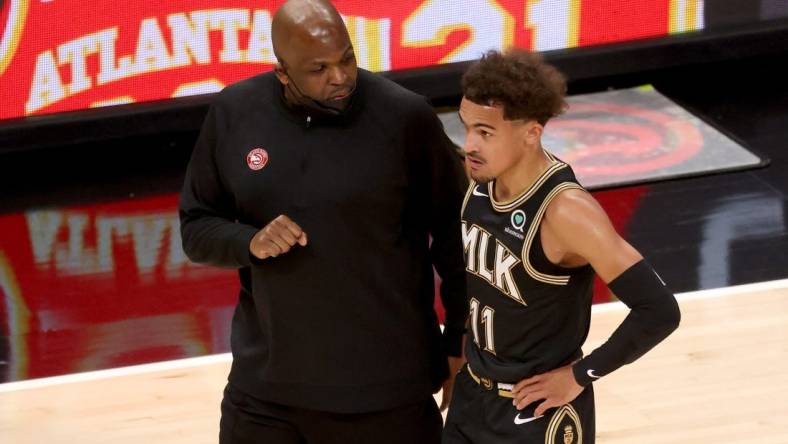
[461,152,596,383]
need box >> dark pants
[443,367,595,444]
[219,383,443,444]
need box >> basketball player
[442,50,681,444]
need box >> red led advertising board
[0,0,703,120]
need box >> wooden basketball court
[2,280,787,443]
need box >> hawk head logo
[246,148,269,171]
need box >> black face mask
[282,67,356,117]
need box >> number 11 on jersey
[470,298,496,354]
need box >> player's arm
[548,189,680,385]
[512,189,680,414]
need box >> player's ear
[525,121,543,144]
[519,120,542,147]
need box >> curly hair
[462,49,567,125]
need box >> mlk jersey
[461,152,596,383]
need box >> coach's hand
[439,356,466,411]
[250,215,308,259]
[511,364,583,416]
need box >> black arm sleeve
[178,103,259,269]
[420,104,469,357]
[572,260,681,386]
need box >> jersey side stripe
[545,404,583,444]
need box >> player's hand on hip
[249,215,308,259]
[439,356,466,411]
[511,364,583,416]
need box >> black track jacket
[179,69,467,413]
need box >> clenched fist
[249,215,308,259]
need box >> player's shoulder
[544,186,603,228]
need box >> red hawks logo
[246,148,268,171]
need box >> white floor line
[592,277,788,314]
[0,353,231,393]
[1,278,787,393]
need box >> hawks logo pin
[246,148,269,171]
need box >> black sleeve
[418,102,469,357]
[178,103,260,269]
[572,260,681,386]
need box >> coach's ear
[274,59,289,86]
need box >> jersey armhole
[520,182,585,286]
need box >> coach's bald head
[272,0,357,112]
